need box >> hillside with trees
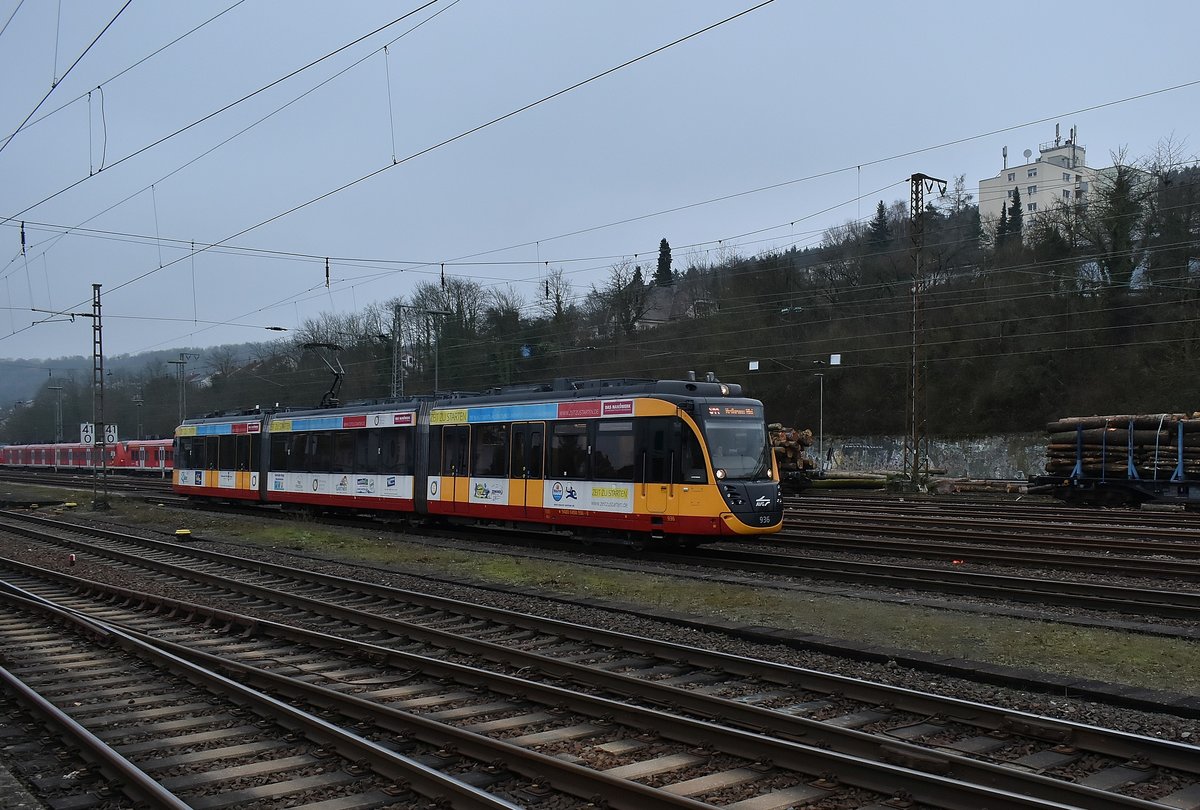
[2,146,1197,445]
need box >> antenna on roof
[1002,145,1007,170]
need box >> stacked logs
[769,423,815,473]
[1044,413,1200,478]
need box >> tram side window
[205,437,219,470]
[332,431,356,472]
[360,430,379,474]
[215,435,234,469]
[270,435,288,471]
[234,435,252,470]
[472,423,508,477]
[441,427,469,476]
[382,429,411,475]
[249,435,261,470]
[639,417,683,484]
[426,429,442,476]
[287,435,308,471]
[510,426,545,479]
[682,425,707,483]
[310,432,333,473]
[593,420,635,481]
[550,422,589,479]
[528,428,544,478]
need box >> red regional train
[0,438,174,473]
[172,376,784,546]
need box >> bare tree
[589,259,651,339]
[536,267,574,322]
[1140,135,1200,288]
[206,345,242,379]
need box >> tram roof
[180,377,750,425]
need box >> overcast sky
[0,0,1195,363]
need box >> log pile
[768,423,816,473]
[1044,413,1200,478]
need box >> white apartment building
[978,125,1101,225]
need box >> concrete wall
[822,433,1046,479]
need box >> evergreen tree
[1085,156,1145,289]
[1007,186,1023,241]
[655,238,673,285]
[867,201,890,251]
[995,201,1008,247]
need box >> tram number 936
[757,515,773,525]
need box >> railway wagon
[0,439,174,473]
[1037,413,1200,507]
[173,376,784,545]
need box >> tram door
[641,418,677,514]
[442,426,470,513]
[510,422,544,518]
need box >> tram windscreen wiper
[749,445,772,480]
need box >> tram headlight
[715,468,727,480]
[719,384,730,396]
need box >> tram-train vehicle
[172,376,784,545]
[0,438,174,473]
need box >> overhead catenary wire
[0,0,1185,314]
[0,0,27,42]
[5,169,1196,323]
[2,163,1190,328]
[0,0,462,288]
[108,236,1200,388]
[0,0,445,223]
[11,184,1200,369]
[1,1,248,148]
[35,105,1180,352]
[0,0,133,160]
[2,3,1190,369]
[3,0,779,342]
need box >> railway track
[767,531,1200,580]
[0,586,514,809]
[50,496,1200,628]
[11,468,1194,557]
[668,546,1200,627]
[9,471,1200,629]
[785,508,1200,554]
[792,494,1200,533]
[0,468,172,495]
[2,514,1199,808]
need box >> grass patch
[232,527,1200,695]
[257,535,1200,695]
[0,483,83,505]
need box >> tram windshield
[703,417,771,480]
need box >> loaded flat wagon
[1038,413,1200,507]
